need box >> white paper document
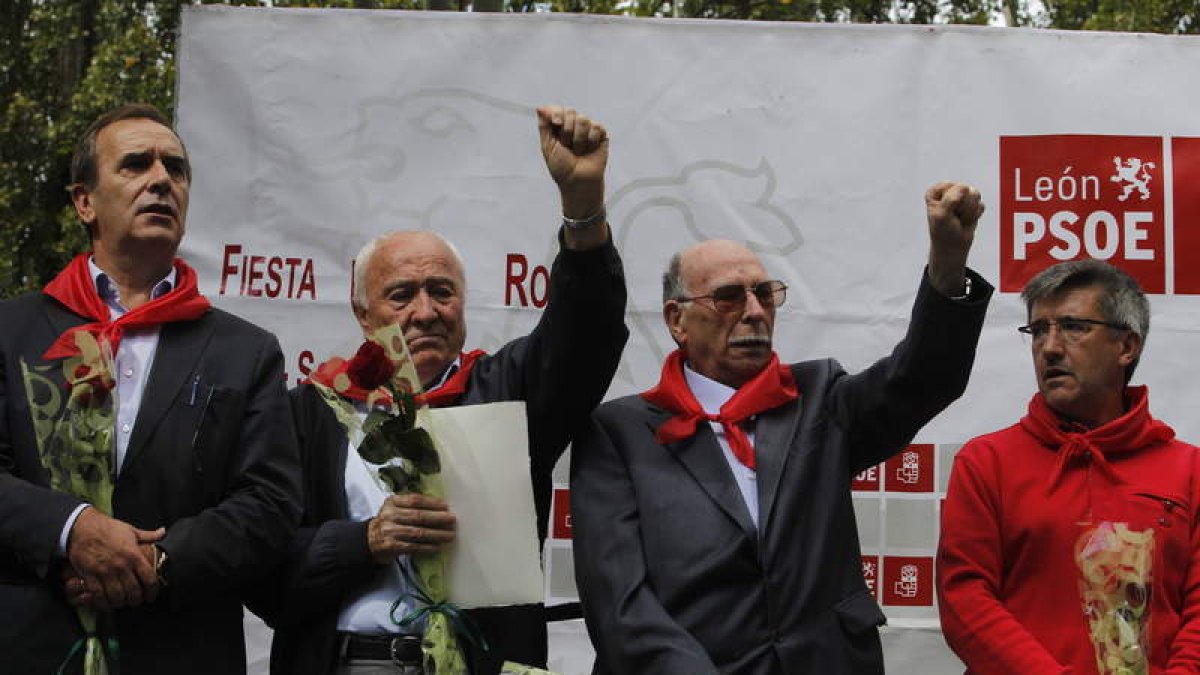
[425,401,543,608]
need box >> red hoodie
[938,386,1200,674]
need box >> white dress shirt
[57,259,176,554]
[684,362,761,529]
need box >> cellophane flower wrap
[20,331,119,675]
[308,324,469,674]
[1076,521,1154,675]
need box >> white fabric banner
[176,7,1200,672]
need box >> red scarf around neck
[641,349,798,470]
[416,350,486,408]
[1021,385,1174,492]
[42,253,210,360]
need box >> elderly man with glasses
[938,259,1200,674]
[570,181,991,675]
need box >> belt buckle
[389,635,421,667]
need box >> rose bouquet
[1076,521,1154,675]
[308,325,471,673]
[21,331,119,675]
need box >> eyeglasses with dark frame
[678,280,788,314]
[1016,316,1129,344]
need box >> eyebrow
[119,150,191,172]
[380,276,459,295]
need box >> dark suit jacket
[253,236,628,675]
[571,271,992,675]
[0,291,302,674]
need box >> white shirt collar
[426,354,463,392]
[683,361,738,415]
[88,256,177,314]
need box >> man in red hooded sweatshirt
[937,259,1200,674]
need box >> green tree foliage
[1044,0,1199,32]
[1,0,1195,297]
[1,0,190,296]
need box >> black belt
[339,632,423,665]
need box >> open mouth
[729,335,771,348]
[138,203,177,220]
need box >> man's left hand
[925,181,985,298]
[60,544,157,608]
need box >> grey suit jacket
[571,271,991,675]
[0,290,302,674]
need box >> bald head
[353,230,468,387]
[663,239,779,388]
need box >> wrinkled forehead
[97,118,187,160]
[370,233,465,286]
[1029,284,1106,320]
[680,241,768,292]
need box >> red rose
[346,340,395,391]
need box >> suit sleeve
[829,267,991,474]
[157,333,303,608]
[499,230,628,477]
[1166,452,1200,672]
[469,231,627,541]
[936,444,1073,674]
[570,413,721,675]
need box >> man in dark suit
[0,103,302,673]
[570,181,992,674]
[254,106,628,675]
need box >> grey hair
[1021,259,1150,381]
[662,252,689,304]
[352,231,467,310]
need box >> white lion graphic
[1111,156,1156,202]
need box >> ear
[1116,330,1143,369]
[71,184,97,229]
[663,301,687,346]
[353,303,372,335]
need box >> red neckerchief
[42,254,211,360]
[416,350,486,408]
[1021,385,1175,492]
[641,349,798,470]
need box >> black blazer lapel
[41,297,86,345]
[755,396,803,534]
[123,316,214,471]
[651,408,757,540]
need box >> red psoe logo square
[1173,137,1200,295]
[552,488,572,540]
[999,135,1166,293]
[882,556,934,606]
[852,464,881,492]
[884,444,934,493]
[861,555,879,599]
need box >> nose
[740,287,768,321]
[1036,325,1066,357]
[146,159,172,194]
[408,289,438,325]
